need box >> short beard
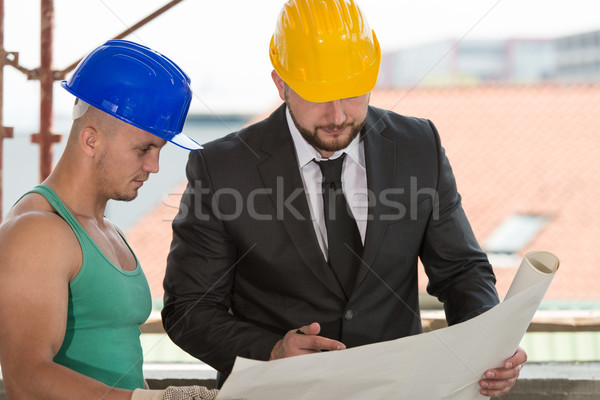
[285,89,365,154]
[96,149,138,202]
[114,191,137,202]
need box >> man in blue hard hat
[0,41,217,400]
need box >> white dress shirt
[285,107,368,261]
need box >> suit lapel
[257,105,346,300]
[353,110,397,290]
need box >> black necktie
[315,153,363,298]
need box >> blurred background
[1,0,599,369]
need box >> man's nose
[327,100,347,126]
[143,151,160,174]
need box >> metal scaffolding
[0,0,184,219]
[0,0,13,218]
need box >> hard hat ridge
[270,0,380,103]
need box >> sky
[3,0,600,131]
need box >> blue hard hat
[61,40,201,150]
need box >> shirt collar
[286,105,365,168]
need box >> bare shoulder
[0,193,81,280]
[0,195,84,387]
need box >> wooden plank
[142,310,600,334]
[420,310,600,333]
[141,311,165,334]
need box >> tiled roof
[126,182,186,301]
[127,85,600,301]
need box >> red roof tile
[127,85,600,301]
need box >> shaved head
[67,102,123,147]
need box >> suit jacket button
[344,310,354,320]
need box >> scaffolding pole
[0,0,14,219]
[0,0,186,216]
[31,0,61,182]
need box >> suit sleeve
[161,150,281,377]
[419,120,500,325]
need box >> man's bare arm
[0,212,132,400]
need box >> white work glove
[132,386,222,400]
[163,386,219,400]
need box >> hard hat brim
[169,132,203,151]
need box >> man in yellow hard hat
[163,0,526,396]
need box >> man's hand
[269,322,346,360]
[479,347,527,397]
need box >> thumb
[306,322,321,335]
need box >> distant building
[378,38,555,87]
[379,28,600,88]
[555,29,600,83]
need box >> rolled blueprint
[505,251,560,299]
[218,251,559,400]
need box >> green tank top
[22,185,152,390]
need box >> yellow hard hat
[269,0,381,103]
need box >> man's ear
[271,70,286,101]
[80,126,99,157]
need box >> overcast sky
[3,0,600,131]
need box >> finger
[305,322,321,335]
[295,322,320,336]
[480,387,512,397]
[483,347,526,380]
[480,374,517,389]
[483,363,522,381]
[300,335,345,352]
[505,346,527,369]
[484,364,523,380]
[284,337,342,356]
[479,375,517,398]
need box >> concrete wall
[499,362,600,400]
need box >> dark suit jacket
[162,104,499,381]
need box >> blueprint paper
[217,251,559,400]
